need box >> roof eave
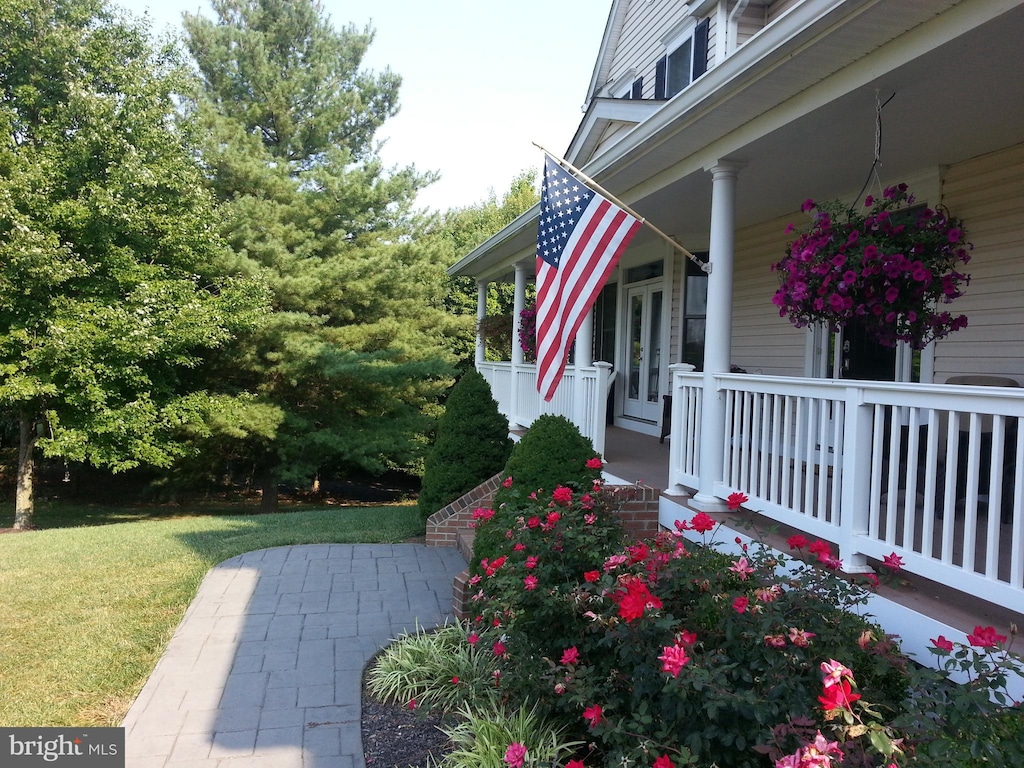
[446,203,541,279]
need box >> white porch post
[512,263,528,366]
[475,279,488,367]
[509,264,528,434]
[574,307,595,430]
[692,161,743,510]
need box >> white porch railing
[477,361,613,455]
[669,369,1024,615]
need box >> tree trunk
[259,466,279,513]
[13,414,37,530]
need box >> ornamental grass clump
[772,184,971,348]
[441,703,584,768]
[366,623,498,714]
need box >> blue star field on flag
[537,160,596,268]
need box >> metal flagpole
[533,142,711,273]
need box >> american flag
[535,154,641,401]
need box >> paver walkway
[122,543,467,768]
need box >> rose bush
[467,476,628,668]
[472,415,605,576]
[772,184,971,348]
[381,466,1023,767]
[467,492,916,767]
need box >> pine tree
[418,170,540,366]
[182,0,459,508]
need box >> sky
[112,0,612,212]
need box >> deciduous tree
[0,0,266,528]
[423,170,540,365]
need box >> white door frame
[622,281,666,423]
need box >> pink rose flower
[726,492,748,510]
[967,625,1007,648]
[503,742,527,768]
[658,643,690,678]
[582,704,603,728]
[551,486,573,506]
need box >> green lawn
[0,503,425,727]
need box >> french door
[623,284,664,421]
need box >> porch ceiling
[449,0,1024,279]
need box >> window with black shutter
[662,17,711,99]
[693,19,709,78]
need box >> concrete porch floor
[602,425,671,489]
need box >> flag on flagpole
[535,154,641,401]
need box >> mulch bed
[361,684,454,767]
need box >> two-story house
[447,0,1024,672]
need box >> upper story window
[614,77,644,100]
[655,18,710,99]
[610,69,644,100]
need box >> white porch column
[692,161,743,510]
[576,307,594,367]
[475,279,488,367]
[573,307,595,430]
[512,263,528,366]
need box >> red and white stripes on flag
[535,154,641,401]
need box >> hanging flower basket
[518,302,537,361]
[771,184,971,349]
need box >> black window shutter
[631,77,643,99]
[693,18,710,79]
[654,56,667,99]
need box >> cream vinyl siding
[932,143,1024,384]
[593,120,638,158]
[731,215,807,376]
[669,251,685,364]
[607,0,717,101]
[766,0,803,25]
[705,13,719,66]
[736,4,768,47]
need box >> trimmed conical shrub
[417,370,512,520]
[472,414,604,570]
[495,414,601,505]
